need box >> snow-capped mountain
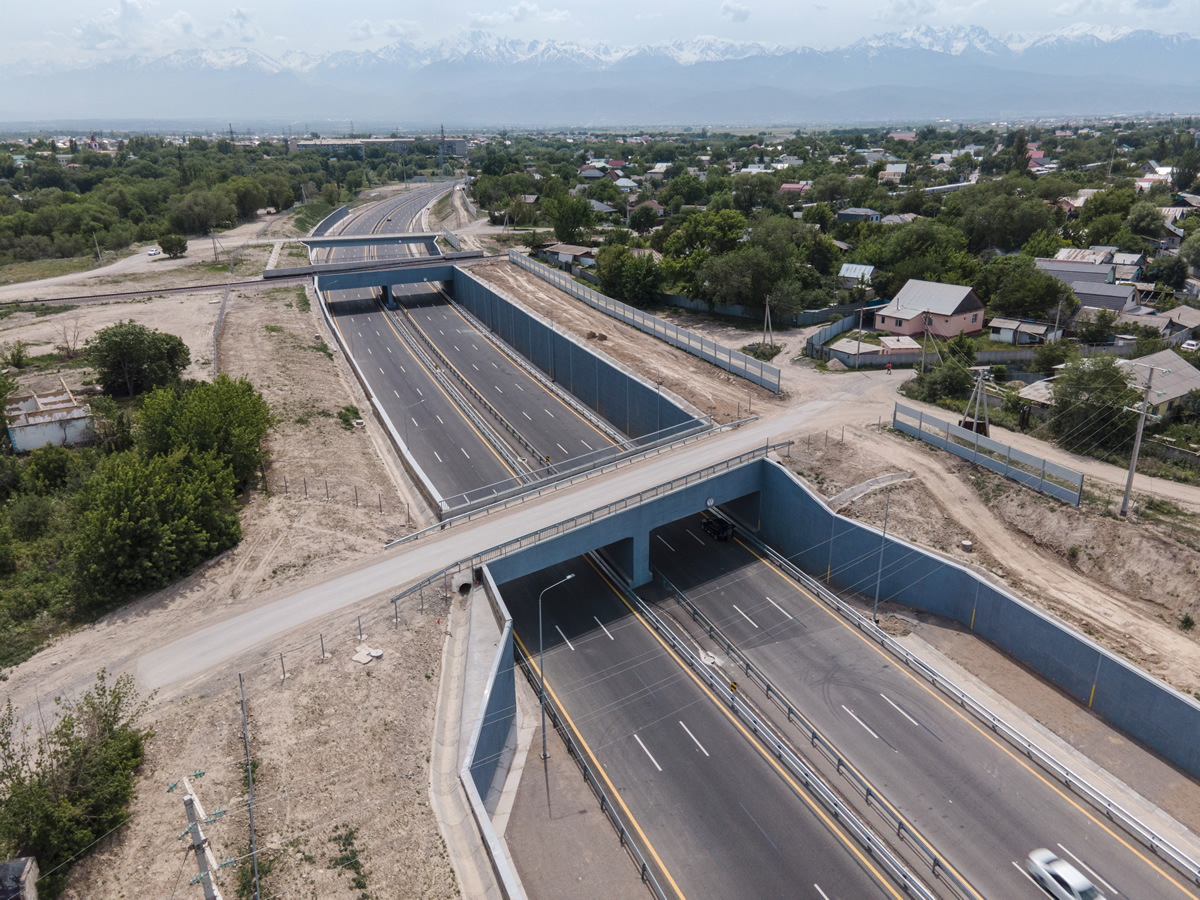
[1,26,1197,127]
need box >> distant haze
[2,26,1198,130]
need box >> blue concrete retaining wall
[483,455,1200,778]
[467,568,517,801]
[311,204,349,236]
[754,460,1200,777]
[453,267,701,442]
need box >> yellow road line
[733,536,1200,900]
[511,630,686,900]
[586,557,907,900]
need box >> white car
[1025,848,1104,900]
[147,247,161,256]
[1182,339,1199,353]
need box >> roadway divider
[722,509,1200,889]
[508,250,782,393]
[651,565,978,900]
[387,304,545,474]
[443,288,631,450]
[512,629,669,899]
[587,552,939,900]
[442,227,462,251]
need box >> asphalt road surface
[499,556,909,900]
[323,186,518,505]
[646,512,1200,900]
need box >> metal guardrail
[383,417,751,549]
[589,553,938,900]
[653,566,975,899]
[729,516,1200,889]
[513,645,668,899]
[508,251,782,393]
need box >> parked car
[1182,339,1199,352]
[1025,849,1104,900]
[147,247,161,256]
[701,517,734,541]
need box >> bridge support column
[601,534,651,589]
[380,284,393,308]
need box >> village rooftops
[879,279,983,320]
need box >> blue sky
[8,0,1196,62]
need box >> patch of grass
[0,252,132,286]
[1182,614,1196,632]
[337,405,361,430]
[308,339,334,360]
[295,287,311,312]
[329,825,369,896]
[741,342,783,362]
[293,200,335,235]
[0,302,80,321]
[265,324,284,334]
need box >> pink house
[874,279,985,338]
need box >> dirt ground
[6,203,1200,897]
[470,259,780,424]
[0,282,450,899]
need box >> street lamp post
[539,573,575,761]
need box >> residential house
[578,166,604,181]
[1117,311,1173,338]
[543,243,596,269]
[888,131,917,142]
[874,279,985,338]
[634,200,665,217]
[1119,349,1200,420]
[1071,281,1139,314]
[779,183,811,196]
[5,383,93,453]
[1035,258,1115,286]
[836,207,881,224]
[1057,189,1101,217]
[588,199,617,216]
[1054,247,1113,265]
[613,177,637,192]
[629,248,664,264]
[838,263,875,288]
[986,317,1063,345]
[1168,305,1200,339]
[878,163,908,185]
[879,335,922,354]
[880,212,921,225]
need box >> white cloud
[384,19,421,38]
[72,0,148,51]
[721,1,751,22]
[469,2,571,27]
[348,19,376,41]
[874,0,936,20]
[222,8,261,43]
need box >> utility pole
[183,784,224,900]
[239,675,261,900]
[920,314,932,373]
[855,306,865,370]
[1121,364,1166,517]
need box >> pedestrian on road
[886,362,892,375]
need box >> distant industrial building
[288,137,469,157]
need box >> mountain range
[1,25,1197,130]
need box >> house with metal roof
[1035,258,1115,286]
[836,207,881,224]
[838,263,875,288]
[1119,348,1200,420]
[1071,281,1139,314]
[874,279,985,338]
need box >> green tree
[542,195,593,243]
[1076,308,1118,344]
[629,203,659,235]
[976,254,1075,319]
[157,233,187,257]
[137,376,273,489]
[73,448,240,603]
[86,321,191,398]
[1032,340,1079,375]
[1050,356,1140,453]
[1021,229,1065,258]
[1126,201,1165,240]
[1145,256,1188,290]
[0,670,150,898]
[1181,231,1200,271]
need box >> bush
[8,492,53,541]
[0,671,151,899]
[1183,613,1196,632]
[157,233,187,258]
[86,321,191,398]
